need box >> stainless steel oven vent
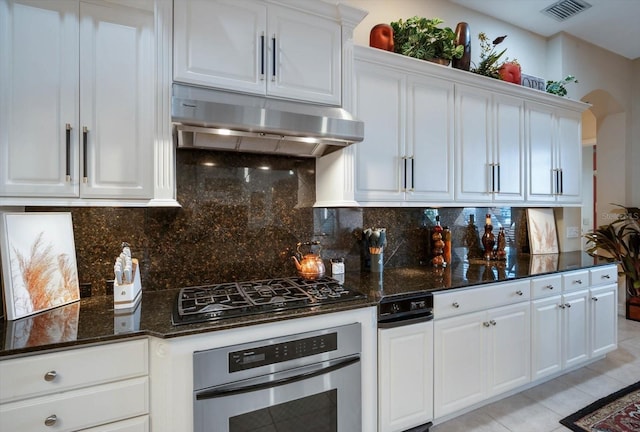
[541,0,592,21]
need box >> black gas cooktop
[172,276,366,325]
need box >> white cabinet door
[590,284,617,357]
[455,86,524,203]
[492,93,524,202]
[531,295,563,380]
[353,64,405,202]
[406,75,454,202]
[266,4,340,105]
[434,311,485,418]
[434,300,530,418]
[526,102,556,201]
[378,321,433,432]
[79,1,153,199]
[1,0,156,201]
[173,0,266,94]
[0,0,79,197]
[455,86,491,202]
[486,302,530,397]
[526,102,582,203]
[555,110,582,203]
[173,0,340,105]
[563,289,590,369]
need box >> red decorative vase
[370,24,394,52]
[499,62,522,84]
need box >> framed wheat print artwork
[527,208,559,254]
[0,212,80,320]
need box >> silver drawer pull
[44,371,57,382]
[516,290,523,296]
[452,302,460,308]
[565,302,572,308]
[573,279,582,284]
[602,274,610,279]
[558,304,565,309]
[44,415,57,427]
[483,321,490,327]
[545,285,554,290]
[490,320,496,326]
[592,297,599,301]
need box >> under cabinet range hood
[171,84,364,158]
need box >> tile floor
[431,316,640,432]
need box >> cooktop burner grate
[172,276,365,325]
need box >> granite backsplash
[25,149,529,295]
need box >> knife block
[113,258,142,310]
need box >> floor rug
[560,381,640,431]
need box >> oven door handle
[195,354,360,400]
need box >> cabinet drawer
[434,280,530,319]
[0,339,148,403]
[80,415,149,432]
[530,275,562,298]
[562,270,589,292]
[0,376,148,432]
[590,265,618,286]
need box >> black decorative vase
[452,22,471,71]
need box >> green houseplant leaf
[390,16,464,62]
[585,204,640,296]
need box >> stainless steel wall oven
[193,323,362,431]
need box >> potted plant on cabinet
[471,32,508,79]
[584,204,640,321]
[390,17,464,65]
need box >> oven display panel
[229,333,338,372]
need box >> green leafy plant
[390,17,464,62]
[584,204,640,296]
[471,33,509,79]
[546,75,579,97]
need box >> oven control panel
[229,333,338,372]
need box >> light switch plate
[566,226,580,238]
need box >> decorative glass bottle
[481,213,495,260]
[443,226,452,266]
[464,214,482,260]
[431,216,445,267]
[496,227,507,260]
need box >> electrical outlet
[566,226,580,239]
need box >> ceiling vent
[541,0,592,21]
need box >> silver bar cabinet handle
[65,124,72,182]
[82,126,88,183]
[271,34,276,81]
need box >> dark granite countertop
[0,251,614,358]
[347,251,614,301]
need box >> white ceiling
[448,0,640,60]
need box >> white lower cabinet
[563,289,591,369]
[531,267,618,380]
[434,301,530,418]
[378,320,433,432]
[590,284,618,357]
[531,294,563,380]
[0,339,149,432]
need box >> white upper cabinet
[455,85,524,203]
[0,0,80,198]
[351,48,454,205]
[315,46,588,207]
[79,1,154,199]
[173,0,342,105]
[526,101,582,204]
[353,64,405,202]
[0,0,174,206]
